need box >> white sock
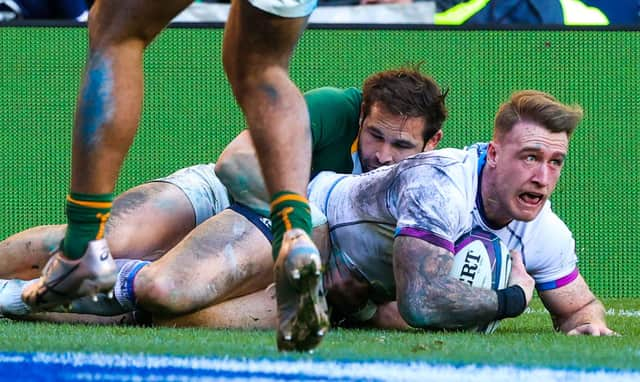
[113,259,150,311]
[0,279,36,316]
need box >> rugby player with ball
[307,90,615,335]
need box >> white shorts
[248,0,317,18]
[153,164,231,225]
[154,163,327,228]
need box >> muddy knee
[132,268,198,316]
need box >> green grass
[1,298,638,371]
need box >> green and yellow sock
[63,192,113,260]
[270,190,313,261]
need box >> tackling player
[0,66,448,327]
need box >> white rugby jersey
[308,143,579,302]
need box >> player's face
[485,120,569,225]
[358,102,427,172]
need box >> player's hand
[323,260,370,316]
[567,323,620,336]
[369,302,411,330]
[507,250,535,305]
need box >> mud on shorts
[248,0,317,18]
[153,163,327,242]
[152,163,231,226]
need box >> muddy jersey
[308,143,579,302]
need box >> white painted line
[605,309,640,318]
[525,307,640,318]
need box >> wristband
[495,285,527,320]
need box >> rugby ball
[450,228,511,334]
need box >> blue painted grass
[1,352,639,382]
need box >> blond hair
[493,90,583,141]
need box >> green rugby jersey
[306,87,362,177]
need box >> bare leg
[134,209,273,317]
[71,0,193,193]
[223,2,310,198]
[223,1,329,351]
[13,288,277,329]
[10,294,409,331]
[159,286,277,329]
[0,182,194,280]
[8,311,136,326]
[23,0,195,309]
[0,225,66,280]
[157,293,409,331]
[152,221,331,327]
[105,182,196,261]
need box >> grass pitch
[0,298,638,371]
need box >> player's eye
[369,131,384,140]
[394,142,415,150]
[550,158,564,167]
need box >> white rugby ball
[450,228,511,334]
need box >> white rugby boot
[275,229,330,352]
[21,239,117,312]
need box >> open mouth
[519,192,544,206]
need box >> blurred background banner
[0,25,639,298]
[172,2,435,24]
[2,1,637,25]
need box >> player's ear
[424,129,443,151]
[359,103,365,127]
[486,142,499,167]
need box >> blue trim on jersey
[472,143,529,265]
[474,146,492,227]
[330,220,394,233]
[536,267,580,291]
[228,203,273,243]
[505,225,527,266]
[323,175,349,215]
[474,144,506,231]
[476,144,488,174]
[490,237,503,291]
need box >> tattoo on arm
[394,236,498,330]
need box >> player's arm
[538,274,617,336]
[217,87,359,212]
[393,236,532,330]
[216,130,270,216]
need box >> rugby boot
[66,292,127,316]
[22,239,117,312]
[66,259,149,316]
[275,228,330,352]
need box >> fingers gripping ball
[450,228,511,334]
